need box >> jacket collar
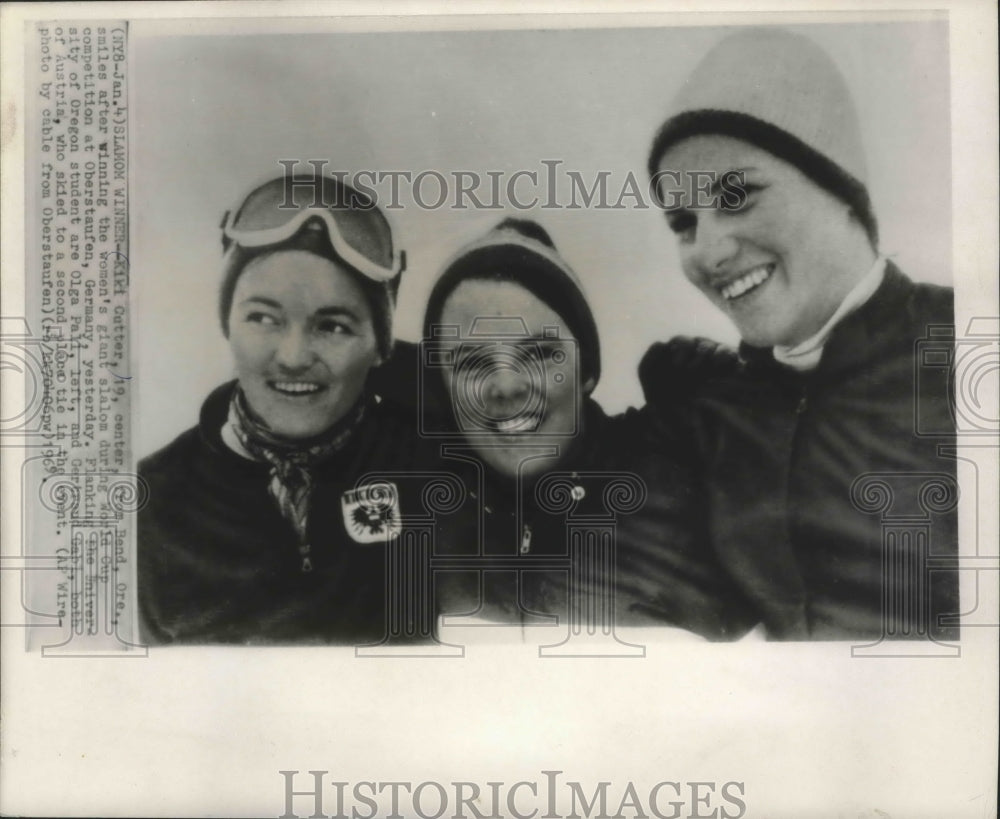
[196,380,374,477]
[198,381,243,456]
[738,261,915,378]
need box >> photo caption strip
[9,20,144,655]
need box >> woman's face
[657,135,867,348]
[438,279,592,480]
[228,249,381,439]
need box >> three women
[139,27,958,644]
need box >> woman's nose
[689,213,739,276]
[484,366,532,403]
[274,327,315,370]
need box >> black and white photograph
[1,2,997,817]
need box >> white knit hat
[648,27,877,244]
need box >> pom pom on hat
[494,217,557,249]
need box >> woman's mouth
[719,263,775,301]
[268,380,326,397]
[487,411,545,434]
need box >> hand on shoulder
[639,335,741,407]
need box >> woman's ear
[582,376,597,396]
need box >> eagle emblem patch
[341,481,402,543]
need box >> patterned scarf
[229,387,366,572]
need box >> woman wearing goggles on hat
[138,173,436,645]
[640,28,958,640]
[375,218,756,641]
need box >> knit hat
[424,218,601,390]
[648,27,878,246]
[218,173,402,361]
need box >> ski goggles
[220,175,405,283]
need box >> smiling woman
[226,250,381,440]
[657,136,879,350]
[136,173,440,645]
[640,27,959,641]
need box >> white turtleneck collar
[772,256,887,372]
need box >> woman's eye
[245,312,279,327]
[667,212,696,242]
[721,182,763,214]
[316,319,352,336]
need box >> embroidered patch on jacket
[341,482,402,543]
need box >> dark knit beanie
[218,174,401,361]
[648,27,879,247]
[423,218,601,390]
